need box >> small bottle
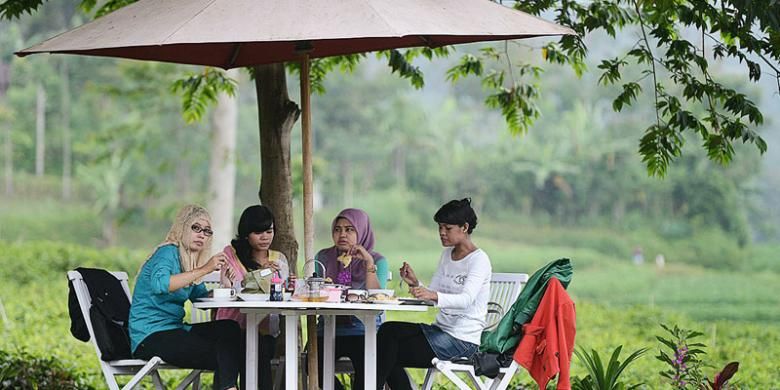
[286,275,297,293]
[270,273,284,301]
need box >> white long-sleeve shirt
[429,247,492,345]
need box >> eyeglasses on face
[191,224,214,237]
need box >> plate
[365,299,401,305]
[398,297,435,306]
[238,292,292,302]
[197,296,237,302]
[238,293,269,301]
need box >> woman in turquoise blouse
[129,204,243,390]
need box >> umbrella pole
[300,52,319,390]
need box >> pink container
[324,286,344,302]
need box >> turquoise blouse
[128,244,208,352]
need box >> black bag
[68,268,133,361]
[450,348,516,379]
[90,304,132,361]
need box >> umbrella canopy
[16,0,573,68]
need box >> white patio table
[193,299,429,390]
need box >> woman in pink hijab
[314,208,388,390]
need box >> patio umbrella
[17,0,572,279]
[17,0,574,387]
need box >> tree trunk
[175,125,191,194]
[341,160,354,208]
[3,124,10,196]
[612,198,626,224]
[0,59,11,196]
[61,61,72,200]
[254,64,300,273]
[207,69,239,251]
[393,146,406,189]
[35,84,46,177]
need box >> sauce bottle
[270,273,284,301]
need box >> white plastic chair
[68,270,205,390]
[420,272,530,390]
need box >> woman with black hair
[375,198,492,390]
[216,205,289,390]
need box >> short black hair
[237,205,274,237]
[434,198,478,234]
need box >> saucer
[198,296,237,302]
[238,293,269,302]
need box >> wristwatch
[366,264,377,273]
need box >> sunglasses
[191,224,214,237]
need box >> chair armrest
[484,301,504,331]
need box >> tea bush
[0,349,95,389]
[0,240,143,285]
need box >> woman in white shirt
[376,198,492,390]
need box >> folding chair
[68,270,205,390]
[420,272,530,390]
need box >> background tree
[2,0,778,264]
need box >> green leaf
[0,0,46,20]
[446,54,483,82]
[383,49,425,89]
[170,68,237,124]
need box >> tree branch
[633,0,661,127]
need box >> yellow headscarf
[142,204,213,284]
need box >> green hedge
[0,349,95,389]
[0,240,143,285]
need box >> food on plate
[346,293,362,302]
[337,253,353,267]
[367,292,393,301]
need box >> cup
[213,288,236,299]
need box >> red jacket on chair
[512,277,576,390]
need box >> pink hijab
[316,208,382,288]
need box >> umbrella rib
[160,0,219,46]
[226,43,242,69]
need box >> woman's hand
[224,266,237,285]
[350,244,374,263]
[410,286,438,302]
[261,259,282,273]
[169,253,225,292]
[399,262,419,287]
[204,253,227,272]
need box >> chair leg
[122,357,163,390]
[421,368,436,390]
[174,369,202,390]
[151,371,165,390]
[488,362,519,390]
[466,372,486,390]
[405,368,419,390]
[436,367,472,390]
